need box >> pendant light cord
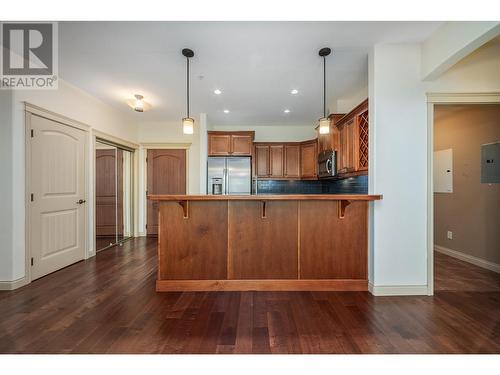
[186,56,190,118]
[323,56,326,118]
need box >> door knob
[76,199,86,204]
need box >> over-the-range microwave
[318,150,337,178]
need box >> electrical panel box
[481,142,500,183]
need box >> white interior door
[29,114,86,280]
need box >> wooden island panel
[299,201,368,279]
[158,201,228,280]
[153,194,381,291]
[228,201,298,279]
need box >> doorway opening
[432,103,500,292]
[95,139,134,251]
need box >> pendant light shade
[182,117,194,134]
[182,48,195,135]
[318,47,332,134]
[319,117,330,134]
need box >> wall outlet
[447,231,453,240]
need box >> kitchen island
[148,194,382,292]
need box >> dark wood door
[147,149,186,236]
[269,145,284,177]
[284,144,300,178]
[96,149,123,238]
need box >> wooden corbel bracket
[261,201,267,219]
[338,200,351,219]
[178,200,189,219]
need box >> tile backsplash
[254,175,368,195]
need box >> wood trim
[335,98,368,127]
[207,130,255,138]
[149,194,382,201]
[156,279,367,292]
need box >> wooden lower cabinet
[156,199,369,291]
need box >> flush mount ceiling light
[291,89,298,95]
[182,48,195,135]
[284,109,290,113]
[126,94,151,112]
[214,89,222,95]
[318,47,332,134]
[223,109,230,113]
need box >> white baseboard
[368,283,429,296]
[0,277,28,291]
[434,245,500,274]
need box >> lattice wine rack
[358,110,369,170]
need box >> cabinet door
[231,135,253,155]
[254,145,270,177]
[284,144,300,178]
[300,141,317,179]
[269,145,284,177]
[338,119,356,174]
[208,134,231,156]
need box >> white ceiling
[59,21,442,126]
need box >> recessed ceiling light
[223,109,230,113]
[284,109,290,113]
[214,89,222,95]
[291,89,298,95]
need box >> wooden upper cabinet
[254,145,270,177]
[208,131,254,156]
[269,145,284,177]
[339,118,357,174]
[300,140,317,179]
[231,134,253,155]
[284,144,300,178]
[335,99,368,175]
[208,134,231,155]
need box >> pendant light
[182,48,195,135]
[318,47,331,134]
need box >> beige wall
[434,104,500,264]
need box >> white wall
[0,91,14,282]
[2,79,138,283]
[336,86,368,114]
[209,124,317,142]
[369,44,428,288]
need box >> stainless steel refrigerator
[207,157,251,195]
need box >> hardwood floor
[0,237,499,354]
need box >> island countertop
[148,194,382,201]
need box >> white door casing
[29,114,86,280]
